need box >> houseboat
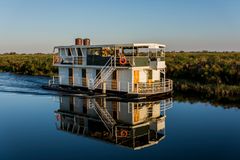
[55,96,173,150]
[46,38,173,99]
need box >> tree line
[0,54,57,76]
[165,52,240,98]
[0,52,239,98]
[165,52,240,85]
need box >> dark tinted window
[77,48,82,56]
[82,69,86,78]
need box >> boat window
[137,48,149,56]
[69,97,74,112]
[77,48,82,56]
[157,48,165,60]
[69,68,73,77]
[87,48,101,56]
[67,48,71,56]
[59,48,64,57]
[102,47,114,57]
[149,48,158,58]
[83,99,87,113]
[71,48,76,56]
[87,47,114,57]
[122,47,133,56]
[82,69,86,78]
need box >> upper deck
[53,41,166,69]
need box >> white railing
[53,55,83,65]
[48,76,60,86]
[96,80,129,92]
[128,79,173,94]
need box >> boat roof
[54,43,166,49]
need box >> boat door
[69,68,74,85]
[134,70,139,92]
[82,69,87,87]
[112,101,118,119]
[112,70,118,90]
[134,103,140,123]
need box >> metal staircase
[89,99,116,135]
[89,56,116,90]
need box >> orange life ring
[119,56,127,65]
[120,130,128,137]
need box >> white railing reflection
[160,97,173,112]
[48,76,60,86]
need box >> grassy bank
[0,52,239,99]
[165,52,240,85]
[0,53,57,76]
[165,52,240,98]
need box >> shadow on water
[54,96,173,150]
[174,91,240,109]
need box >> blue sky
[0,0,240,53]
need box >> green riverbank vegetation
[0,52,239,100]
[165,52,240,99]
[0,53,57,76]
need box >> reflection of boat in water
[55,96,173,150]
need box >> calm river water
[0,72,239,160]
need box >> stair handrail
[93,67,115,89]
[90,56,116,90]
[90,99,116,134]
[93,56,113,82]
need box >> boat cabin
[49,38,173,98]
